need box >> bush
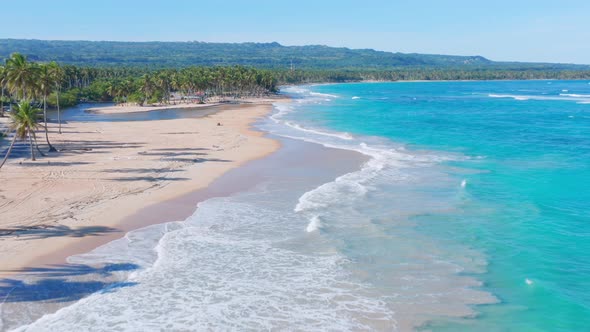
[127,92,145,106]
[80,81,111,102]
[48,90,78,109]
[147,90,164,104]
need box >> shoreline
[1,131,372,332]
[87,95,285,115]
[0,98,287,277]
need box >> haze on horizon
[4,0,590,64]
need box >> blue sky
[3,0,590,64]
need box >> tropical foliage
[39,64,278,106]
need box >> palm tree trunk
[43,95,56,152]
[0,133,17,170]
[28,130,35,161]
[32,131,46,157]
[57,87,62,134]
[1,88,4,118]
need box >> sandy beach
[87,96,283,115]
[0,99,284,276]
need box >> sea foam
[306,215,323,232]
[489,93,590,103]
[15,189,398,331]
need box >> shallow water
[273,81,590,331]
[48,102,223,122]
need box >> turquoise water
[282,81,590,331]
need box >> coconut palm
[0,101,41,169]
[106,79,121,102]
[120,79,134,104]
[155,71,171,104]
[4,53,38,100]
[139,74,155,105]
[47,62,64,134]
[37,64,57,152]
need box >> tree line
[275,68,590,84]
[54,65,278,107]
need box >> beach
[0,99,283,276]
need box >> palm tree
[47,62,64,134]
[4,53,38,100]
[120,79,134,104]
[139,74,154,105]
[37,64,57,152]
[155,71,171,104]
[106,79,121,102]
[0,65,6,117]
[0,101,41,169]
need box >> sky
[3,0,589,64]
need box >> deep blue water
[280,81,590,331]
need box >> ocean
[271,81,590,330]
[8,80,590,331]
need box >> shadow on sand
[0,225,120,240]
[0,263,139,303]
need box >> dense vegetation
[2,59,278,107]
[51,65,277,108]
[275,68,590,83]
[0,39,496,69]
[2,39,589,72]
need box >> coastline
[0,98,286,277]
[1,131,373,332]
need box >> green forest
[2,39,589,71]
[0,55,279,111]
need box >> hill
[1,39,587,71]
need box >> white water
[489,93,590,103]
